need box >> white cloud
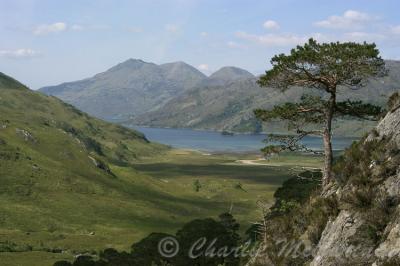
[0,48,41,59]
[343,31,386,42]
[197,64,209,71]
[263,20,280,30]
[390,25,400,35]
[310,32,332,43]
[200,32,208,37]
[234,10,394,49]
[33,22,67,35]
[314,10,376,30]
[91,25,111,31]
[165,24,179,33]
[128,26,143,33]
[71,24,111,32]
[227,41,238,47]
[71,24,84,31]
[227,41,245,49]
[236,31,307,47]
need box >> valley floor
[0,150,323,266]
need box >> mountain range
[39,59,258,123]
[40,59,400,136]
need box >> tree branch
[262,133,323,157]
[335,100,383,121]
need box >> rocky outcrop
[15,128,37,143]
[375,208,400,260]
[88,155,115,177]
[311,211,376,265]
[310,107,400,266]
[373,106,400,145]
[250,106,400,266]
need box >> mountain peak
[160,61,207,79]
[108,58,156,72]
[161,61,198,70]
[210,66,254,78]
[208,66,255,85]
[164,61,188,66]
[126,58,144,62]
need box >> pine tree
[255,38,386,186]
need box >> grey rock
[375,210,400,260]
[311,211,375,266]
[15,128,37,143]
[372,107,400,146]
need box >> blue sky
[1,0,400,89]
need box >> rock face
[375,212,400,260]
[373,106,400,146]
[311,211,376,265]
[310,107,400,266]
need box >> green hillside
[0,71,168,253]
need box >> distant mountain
[39,60,257,122]
[40,59,207,121]
[133,60,400,136]
[206,66,255,86]
[41,59,400,136]
[160,61,208,89]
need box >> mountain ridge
[40,59,253,121]
[132,60,400,135]
[40,59,400,136]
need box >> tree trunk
[322,91,336,187]
[323,128,333,186]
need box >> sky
[1,0,400,89]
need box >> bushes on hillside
[59,122,104,156]
[387,92,400,111]
[271,170,322,214]
[333,135,399,188]
[53,213,241,266]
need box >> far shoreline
[123,123,367,138]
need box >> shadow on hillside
[132,163,292,185]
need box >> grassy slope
[0,73,324,265]
[0,72,169,251]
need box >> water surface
[131,126,357,153]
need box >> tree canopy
[258,38,386,92]
[255,38,386,185]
